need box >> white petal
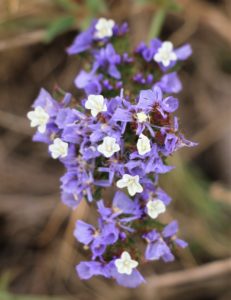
[116,178,126,189]
[121,251,131,260]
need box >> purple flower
[161,133,178,155]
[74,70,102,95]
[156,72,182,94]
[154,41,192,69]
[93,44,121,79]
[61,166,94,203]
[97,191,141,224]
[113,22,129,36]
[144,221,187,262]
[74,218,119,259]
[136,39,161,62]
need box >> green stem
[147,8,166,42]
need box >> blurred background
[0,0,231,299]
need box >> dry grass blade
[0,109,32,135]
[142,258,231,300]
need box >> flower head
[97,136,120,158]
[85,94,107,117]
[49,138,68,159]
[94,18,115,39]
[115,251,138,275]
[136,111,148,123]
[146,199,166,219]
[116,174,143,196]
[154,41,177,67]
[27,106,49,133]
[137,134,151,156]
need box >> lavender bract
[27,17,196,288]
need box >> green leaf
[147,8,166,41]
[133,0,150,4]
[0,272,11,292]
[85,0,107,14]
[166,0,182,12]
[44,16,75,42]
[54,0,79,12]
[0,291,70,300]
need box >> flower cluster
[27,18,196,288]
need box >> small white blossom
[137,134,151,156]
[116,174,143,196]
[49,138,68,159]
[146,199,166,219]
[115,251,138,275]
[27,106,49,133]
[94,18,115,39]
[136,111,148,123]
[97,136,120,158]
[85,95,107,117]
[154,41,177,67]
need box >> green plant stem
[147,8,166,42]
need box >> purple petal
[157,72,182,94]
[143,230,159,243]
[55,108,78,129]
[97,200,111,218]
[163,220,178,238]
[112,191,136,214]
[175,238,188,248]
[162,251,175,262]
[155,188,172,205]
[145,240,170,261]
[67,22,95,55]
[74,220,95,245]
[101,223,119,245]
[108,64,121,79]
[33,88,59,117]
[162,96,179,113]
[111,265,145,288]
[91,238,106,258]
[175,44,192,60]
[112,108,132,122]
[61,191,81,208]
[76,261,110,280]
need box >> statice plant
[27,18,196,288]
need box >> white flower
[154,41,177,67]
[85,95,107,117]
[94,18,115,39]
[116,174,143,196]
[115,251,138,275]
[49,138,68,159]
[97,136,120,158]
[146,199,166,219]
[27,106,49,133]
[136,111,148,123]
[137,134,151,156]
